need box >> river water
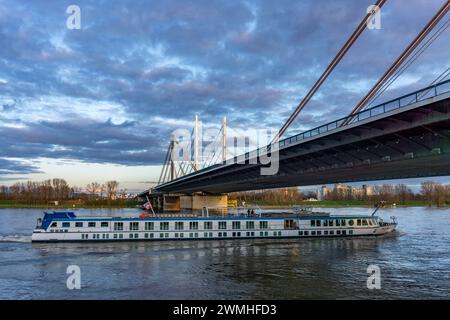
[0,207,449,299]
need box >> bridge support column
[180,194,228,210]
[163,194,181,211]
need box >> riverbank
[0,199,139,209]
[234,199,449,208]
[1,199,448,209]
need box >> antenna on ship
[371,201,385,217]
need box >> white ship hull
[31,211,397,243]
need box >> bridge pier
[140,192,228,212]
[180,194,228,210]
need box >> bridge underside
[153,94,450,194]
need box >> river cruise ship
[31,207,397,243]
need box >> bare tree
[86,182,101,198]
[106,181,119,200]
[421,181,435,206]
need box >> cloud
[0,158,43,175]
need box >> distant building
[317,183,374,200]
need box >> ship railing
[201,205,263,218]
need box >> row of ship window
[299,229,354,236]
[80,231,279,240]
[78,229,353,240]
[52,220,270,231]
[310,218,377,227]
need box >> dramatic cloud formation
[0,0,448,188]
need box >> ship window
[160,222,169,230]
[298,231,303,236]
[337,230,341,235]
[250,232,254,236]
[114,234,117,239]
[342,230,347,235]
[284,219,295,229]
[223,232,227,237]
[336,220,341,227]
[218,221,227,229]
[260,221,268,229]
[101,222,109,227]
[218,232,222,237]
[311,231,316,235]
[204,221,213,230]
[310,220,316,227]
[62,222,70,228]
[145,222,154,230]
[349,230,353,235]
[362,219,368,226]
[129,234,133,239]
[160,233,164,238]
[129,222,139,231]
[323,220,328,227]
[75,222,83,228]
[265,231,268,236]
[189,221,198,230]
[194,233,198,238]
[175,222,184,230]
[357,219,362,226]
[349,220,354,226]
[324,230,328,235]
[330,230,334,235]
[180,233,184,238]
[260,231,264,236]
[88,222,96,228]
[135,233,138,238]
[51,222,58,228]
[119,234,123,239]
[304,231,309,236]
[246,221,255,229]
[114,222,123,231]
[341,219,346,226]
[232,221,241,229]
[329,220,334,227]
[316,220,321,227]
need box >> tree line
[0,178,130,205]
[229,182,450,206]
[324,182,449,206]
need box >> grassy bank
[0,199,139,209]
[234,199,449,208]
[1,199,448,209]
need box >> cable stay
[275,0,387,141]
[343,1,450,125]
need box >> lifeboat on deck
[139,213,154,218]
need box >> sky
[0,0,449,192]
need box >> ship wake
[0,234,32,243]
